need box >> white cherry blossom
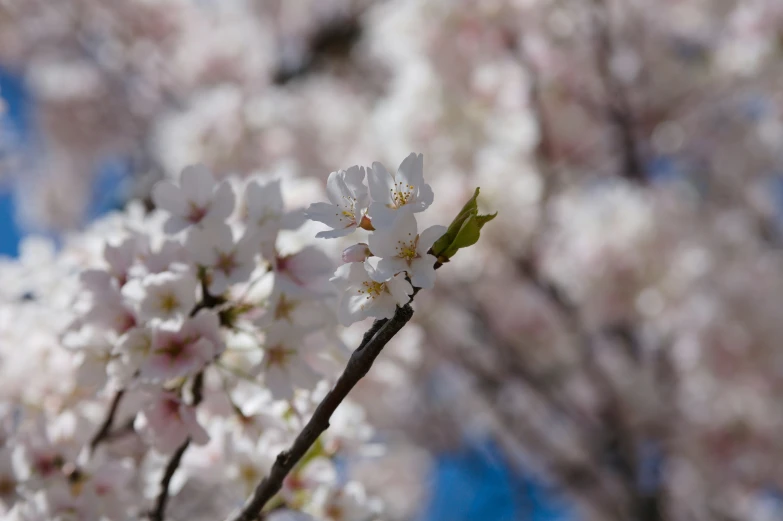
[257,325,320,400]
[139,309,223,382]
[152,164,236,234]
[136,392,210,452]
[126,267,198,323]
[367,213,444,289]
[186,223,259,295]
[331,261,413,326]
[367,153,434,229]
[243,179,306,244]
[305,167,370,238]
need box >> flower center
[273,294,299,322]
[216,252,239,275]
[158,337,189,360]
[159,293,179,313]
[266,344,292,367]
[187,202,208,224]
[390,181,414,208]
[358,280,385,300]
[396,234,419,262]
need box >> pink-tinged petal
[207,181,237,223]
[152,181,187,215]
[341,243,371,263]
[410,255,438,289]
[368,162,395,204]
[366,202,398,229]
[180,165,215,206]
[397,153,424,187]
[387,274,413,305]
[417,225,447,254]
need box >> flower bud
[342,243,372,263]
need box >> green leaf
[431,187,496,262]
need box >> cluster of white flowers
[305,153,445,326]
[0,154,448,521]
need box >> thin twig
[149,371,205,521]
[229,304,414,521]
[88,389,126,452]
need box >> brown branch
[149,371,205,521]
[89,389,126,452]
[229,304,414,521]
[590,0,646,183]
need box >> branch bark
[228,303,414,521]
[88,388,126,452]
[149,371,205,521]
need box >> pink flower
[367,212,444,289]
[273,246,334,296]
[137,392,209,452]
[186,223,259,295]
[367,153,434,229]
[331,261,413,326]
[305,167,369,238]
[139,310,223,382]
[152,164,235,234]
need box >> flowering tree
[4,0,783,521]
[0,153,494,520]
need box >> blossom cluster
[305,153,445,326]
[0,156,448,520]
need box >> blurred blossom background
[3,0,783,519]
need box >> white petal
[397,153,424,187]
[326,170,352,205]
[375,257,408,280]
[207,181,236,223]
[417,225,447,254]
[163,216,190,235]
[208,271,230,295]
[366,227,398,259]
[367,202,398,229]
[181,165,215,206]
[316,226,356,239]
[344,165,369,208]
[387,274,413,305]
[370,293,399,320]
[305,202,346,228]
[281,210,306,230]
[410,256,438,289]
[265,367,294,401]
[153,181,187,215]
[368,162,395,205]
